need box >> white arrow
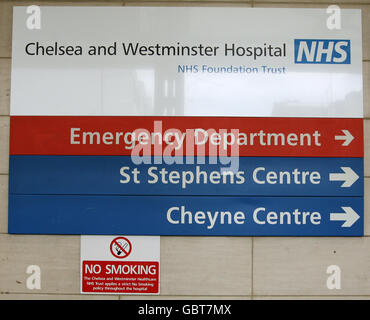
[329,167,359,187]
[335,130,354,146]
[330,207,360,227]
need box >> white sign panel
[80,236,160,295]
[11,7,363,117]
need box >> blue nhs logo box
[294,39,351,64]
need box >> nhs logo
[294,39,351,64]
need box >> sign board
[9,7,364,236]
[10,7,363,118]
[80,236,160,294]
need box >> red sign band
[10,116,363,157]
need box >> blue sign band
[9,156,363,196]
[8,195,363,236]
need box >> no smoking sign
[81,235,160,295]
[110,236,132,259]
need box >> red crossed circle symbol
[110,237,132,259]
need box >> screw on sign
[110,237,132,259]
